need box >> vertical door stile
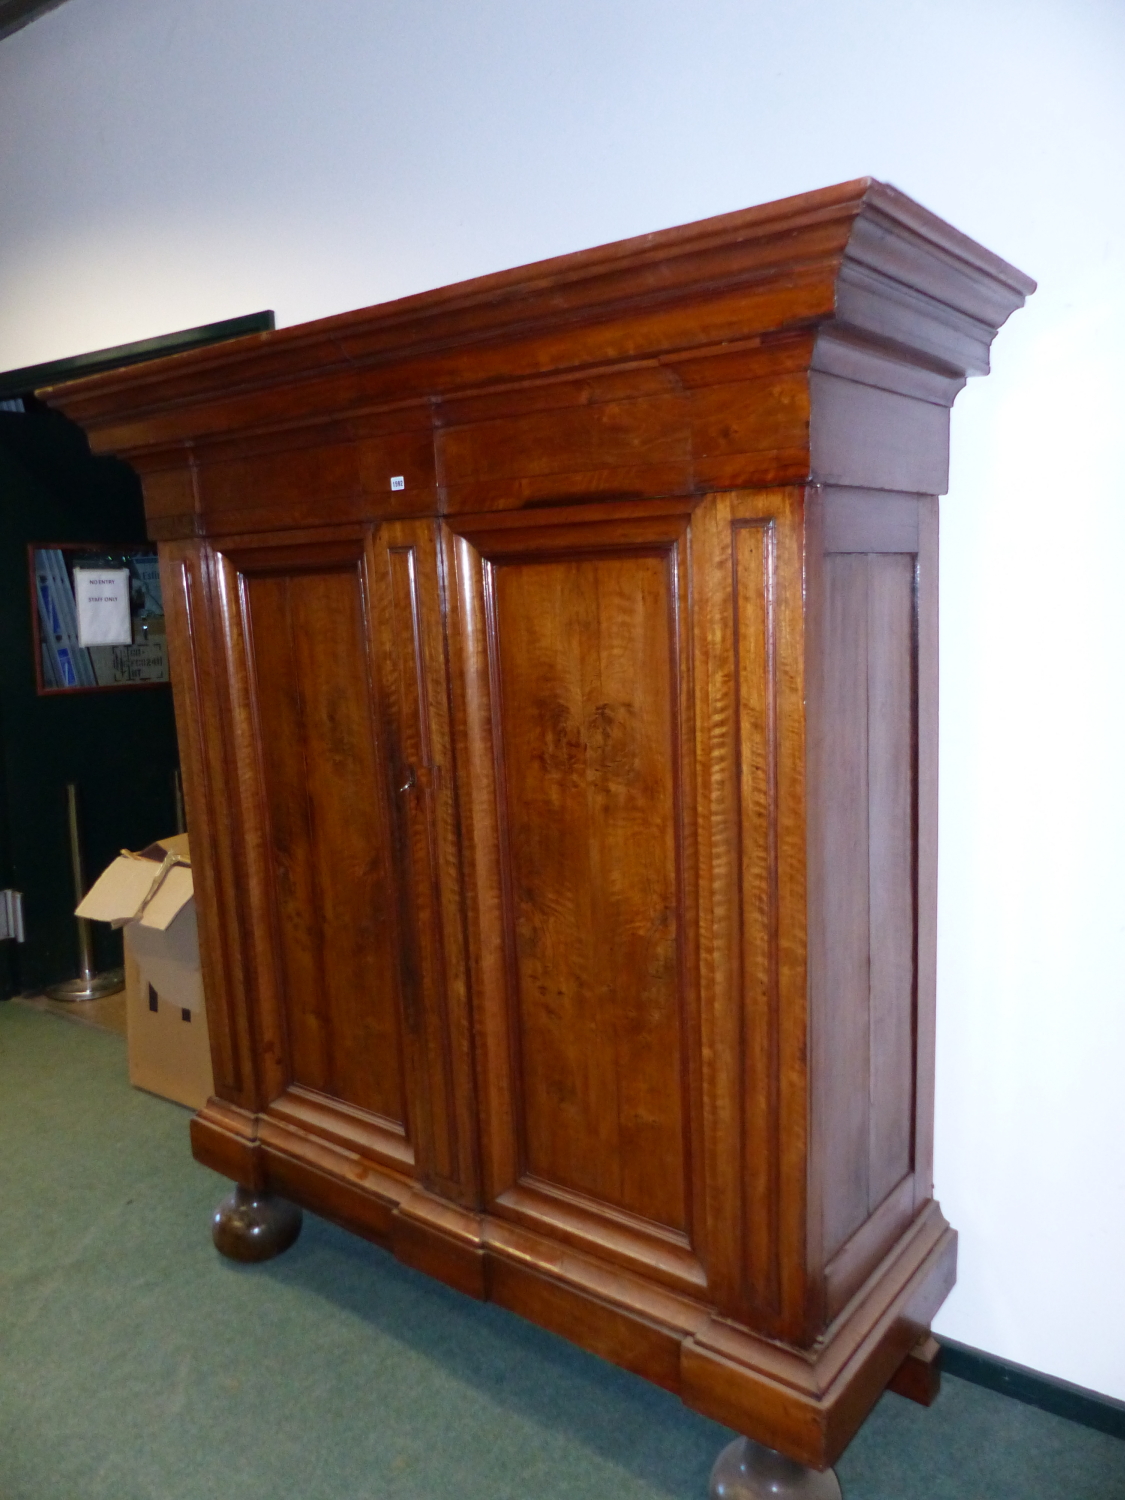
[765,490,811,1343]
[213,544,292,1109]
[669,524,705,1282]
[370,519,479,1205]
[158,541,247,1104]
[477,548,528,1195]
[689,491,742,1312]
[691,488,807,1343]
[443,525,517,1207]
[732,510,781,1326]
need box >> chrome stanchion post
[172,767,186,835]
[44,783,123,1002]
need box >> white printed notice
[74,568,132,646]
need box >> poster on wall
[30,544,170,694]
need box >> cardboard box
[76,833,214,1109]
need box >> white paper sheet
[74,567,132,646]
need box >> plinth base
[710,1438,842,1499]
[212,1186,302,1263]
[44,967,125,1002]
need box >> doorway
[0,311,273,995]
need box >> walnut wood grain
[41,180,1031,1471]
[368,520,480,1205]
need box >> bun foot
[710,1438,842,1499]
[211,1185,302,1263]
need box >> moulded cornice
[43,178,1034,457]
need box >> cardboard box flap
[137,863,194,930]
[76,855,161,923]
[76,835,193,926]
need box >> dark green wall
[0,401,181,994]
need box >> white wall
[3,0,1123,1401]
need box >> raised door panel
[207,525,472,1188]
[496,551,685,1225]
[446,502,707,1294]
[230,539,409,1142]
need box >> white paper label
[390,475,405,491]
[74,568,132,646]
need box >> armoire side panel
[818,547,918,1268]
[819,554,872,1258]
[241,560,407,1126]
[866,554,917,1207]
[490,550,687,1232]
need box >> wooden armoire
[45,179,1032,1472]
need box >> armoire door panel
[492,549,687,1229]
[449,505,703,1278]
[235,547,408,1129]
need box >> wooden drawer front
[224,537,409,1131]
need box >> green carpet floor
[1,1003,1122,1500]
